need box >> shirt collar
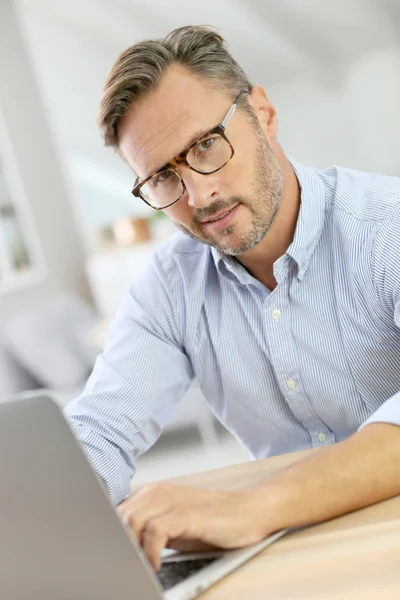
[211,158,327,285]
[285,157,327,279]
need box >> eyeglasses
[131,90,249,210]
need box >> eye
[196,137,215,153]
[154,170,174,185]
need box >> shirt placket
[264,261,335,447]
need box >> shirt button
[317,432,327,442]
[298,267,306,277]
[272,309,281,320]
[287,379,296,390]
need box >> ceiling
[13,0,400,226]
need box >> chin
[218,225,268,256]
[217,245,246,257]
[214,238,250,257]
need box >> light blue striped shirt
[66,159,400,506]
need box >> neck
[236,145,301,290]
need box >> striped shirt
[65,159,400,506]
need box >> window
[0,153,46,294]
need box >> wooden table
[162,448,400,599]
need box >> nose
[180,166,220,209]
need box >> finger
[123,508,148,541]
[117,485,175,539]
[142,513,188,572]
[124,505,172,543]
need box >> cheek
[225,139,257,189]
[163,201,192,226]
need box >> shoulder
[319,164,400,223]
[146,232,215,318]
[371,203,400,280]
[307,163,400,303]
[146,232,215,341]
[152,230,212,277]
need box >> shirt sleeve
[64,250,194,506]
[359,204,400,430]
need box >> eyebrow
[142,125,214,181]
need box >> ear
[247,84,278,139]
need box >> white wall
[270,50,400,175]
[0,0,91,317]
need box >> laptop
[0,392,289,599]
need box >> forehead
[118,66,230,178]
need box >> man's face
[118,67,283,257]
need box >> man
[66,25,400,572]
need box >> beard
[173,129,284,256]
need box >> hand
[118,483,270,571]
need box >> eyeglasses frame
[131,89,249,210]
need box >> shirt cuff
[68,421,133,506]
[358,390,400,431]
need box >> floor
[134,424,251,485]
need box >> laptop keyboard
[156,558,218,591]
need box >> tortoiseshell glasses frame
[131,89,249,210]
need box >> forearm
[258,423,400,534]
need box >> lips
[200,204,240,232]
[201,207,236,224]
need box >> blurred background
[1,0,399,483]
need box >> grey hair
[97,25,253,149]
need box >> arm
[253,422,400,530]
[65,250,194,505]
[119,422,400,571]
